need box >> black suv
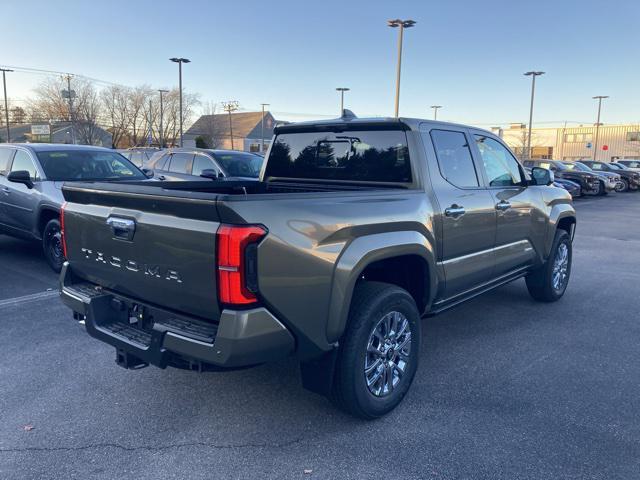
[581,160,640,192]
[523,160,600,194]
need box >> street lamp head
[524,71,545,76]
[592,95,609,99]
[170,58,191,63]
[158,89,169,93]
[430,105,442,109]
[336,87,350,92]
[388,19,416,28]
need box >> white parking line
[0,290,59,308]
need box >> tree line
[0,76,199,148]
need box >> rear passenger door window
[0,148,15,176]
[430,130,479,188]
[11,150,39,180]
[474,135,523,187]
[192,154,217,176]
[168,153,194,174]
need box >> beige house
[497,123,640,162]
[183,111,280,152]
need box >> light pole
[524,71,544,159]
[0,68,12,143]
[388,19,416,118]
[170,57,190,147]
[430,105,442,120]
[158,89,168,147]
[592,96,609,161]
[336,87,349,116]
[260,103,269,153]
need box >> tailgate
[62,183,221,321]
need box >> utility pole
[170,57,190,147]
[222,101,239,150]
[158,89,168,148]
[335,87,349,116]
[430,105,442,120]
[524,71,545,159]
[387,19,416,118]
[62,74,75,144]
[0,68,12,143]
[592,96,609,162]
[260,103,269,153]
[147,99,153,146]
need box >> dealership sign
[31,124,51,135]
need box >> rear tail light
[216,224,267,306]
[60,202,68,259]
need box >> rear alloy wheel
[615,179,629,193]
[43,218,64,273]
[331,282,421,419]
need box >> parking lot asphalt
[1,194,639,480]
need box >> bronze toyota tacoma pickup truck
[59,116,576,418]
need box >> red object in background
[602,145,609,150]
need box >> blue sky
[3,0,639,126]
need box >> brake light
[216,224,267,306]
[60,202,68,259]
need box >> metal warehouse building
[496,123,640,162]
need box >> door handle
[1,187,10,194]
[495,201,511,211]
[444,205,466,218]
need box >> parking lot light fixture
[336,87,350,116]
[430,105,442,120]
[388,19,416,118]
[524,71,545,160]
[170,58,190,147]
[0,68,12,143]
[592,96,609,162]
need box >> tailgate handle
[106,217,136,241]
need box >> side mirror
[200,168,222,180]
[530,166,554,186]
[141,168,154,178]
[7,170,34,189]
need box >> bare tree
[29,76,104,144]
[10,106,27,124]
[100,85,130,148]
[504,128,544,159]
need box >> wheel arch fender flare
[545,204,576,258]
[325,230,437,344]
[36,204,61,239]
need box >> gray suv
[145,148,263,181]
[0,144,147,272]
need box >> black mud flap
[300,349,339,397]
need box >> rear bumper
[59,263,294,369]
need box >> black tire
[526,229,572,302]
[598,181,608,196]
[615,179,629,193]
[42,218,64,273]
[331,282,421,419]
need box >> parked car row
[523,159,640,197]
[0,144,150,271]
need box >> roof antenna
[341,109,357,120]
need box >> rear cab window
[264,129,412,184]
